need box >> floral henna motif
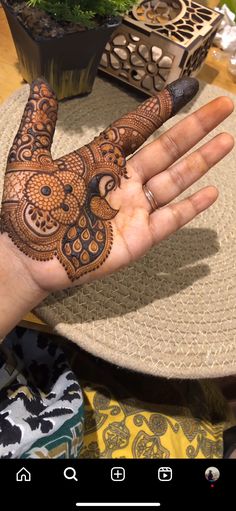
[0,77,194,281]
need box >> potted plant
[2,0,136,99]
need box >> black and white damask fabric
[0,328,84,458]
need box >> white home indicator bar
[76,504,161,507]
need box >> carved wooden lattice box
[99,0,222,95]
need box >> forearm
[0,233,48,339]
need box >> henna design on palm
[0,78,197,281]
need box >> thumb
[7,77,58,167]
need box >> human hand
[0,78,234,295]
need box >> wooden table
[0,5,235,332]
[1,4,236,100]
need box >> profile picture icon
[205,466,220,482]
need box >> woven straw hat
[0,77,235,379]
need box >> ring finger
[143,132,234,212]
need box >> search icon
[64,467,78,482]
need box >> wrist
[0,233,48,339]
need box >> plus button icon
[111,467,125,482]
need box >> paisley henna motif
[0,77,198,281]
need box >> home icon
[16,467,31,482]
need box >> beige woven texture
[0,77,235,379]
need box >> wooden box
[99,0,223,95]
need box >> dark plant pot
[2,2,121,99]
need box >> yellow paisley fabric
[55,338,234,459]
[80,381,232,459]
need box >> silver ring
[142,184,159,213]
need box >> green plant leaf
[26,0,138,25]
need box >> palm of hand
[0,79,173,290]
[1,78,233,293]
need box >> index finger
[131,96,234,182]
[97,77,199,157]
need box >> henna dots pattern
[0,78,176,281]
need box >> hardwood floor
[0,6,24,103]
[0,5,235,103]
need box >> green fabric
[21,412,84,459]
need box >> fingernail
[166,77,199,116]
